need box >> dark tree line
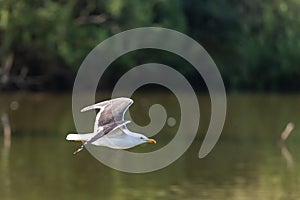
[0,0,299,91]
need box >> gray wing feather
[93,107,104,133]
[84,120,131,146]
[81,97,133,130]
[73,120,130,154]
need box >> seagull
[66,97,156,154]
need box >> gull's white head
[131,133,157,146]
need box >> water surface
[0,93,299,200]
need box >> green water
[0,93,300,200]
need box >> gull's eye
[140,137,143,139]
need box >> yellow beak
[146,138,156,144]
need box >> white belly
[91,134,140,149]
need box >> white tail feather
[66,133,96,141]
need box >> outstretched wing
[84,120,131,146]
[73,120,130,154]
[81,97,133,133]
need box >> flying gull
[66,97,156,154]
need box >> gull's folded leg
[73,145,84,155]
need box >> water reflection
[279,122,295,169]
[0,93,299,200]
[1,138,11,200]
[1,111,11,199]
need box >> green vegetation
[0,0,299,91]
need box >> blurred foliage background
[0,0,299,92]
